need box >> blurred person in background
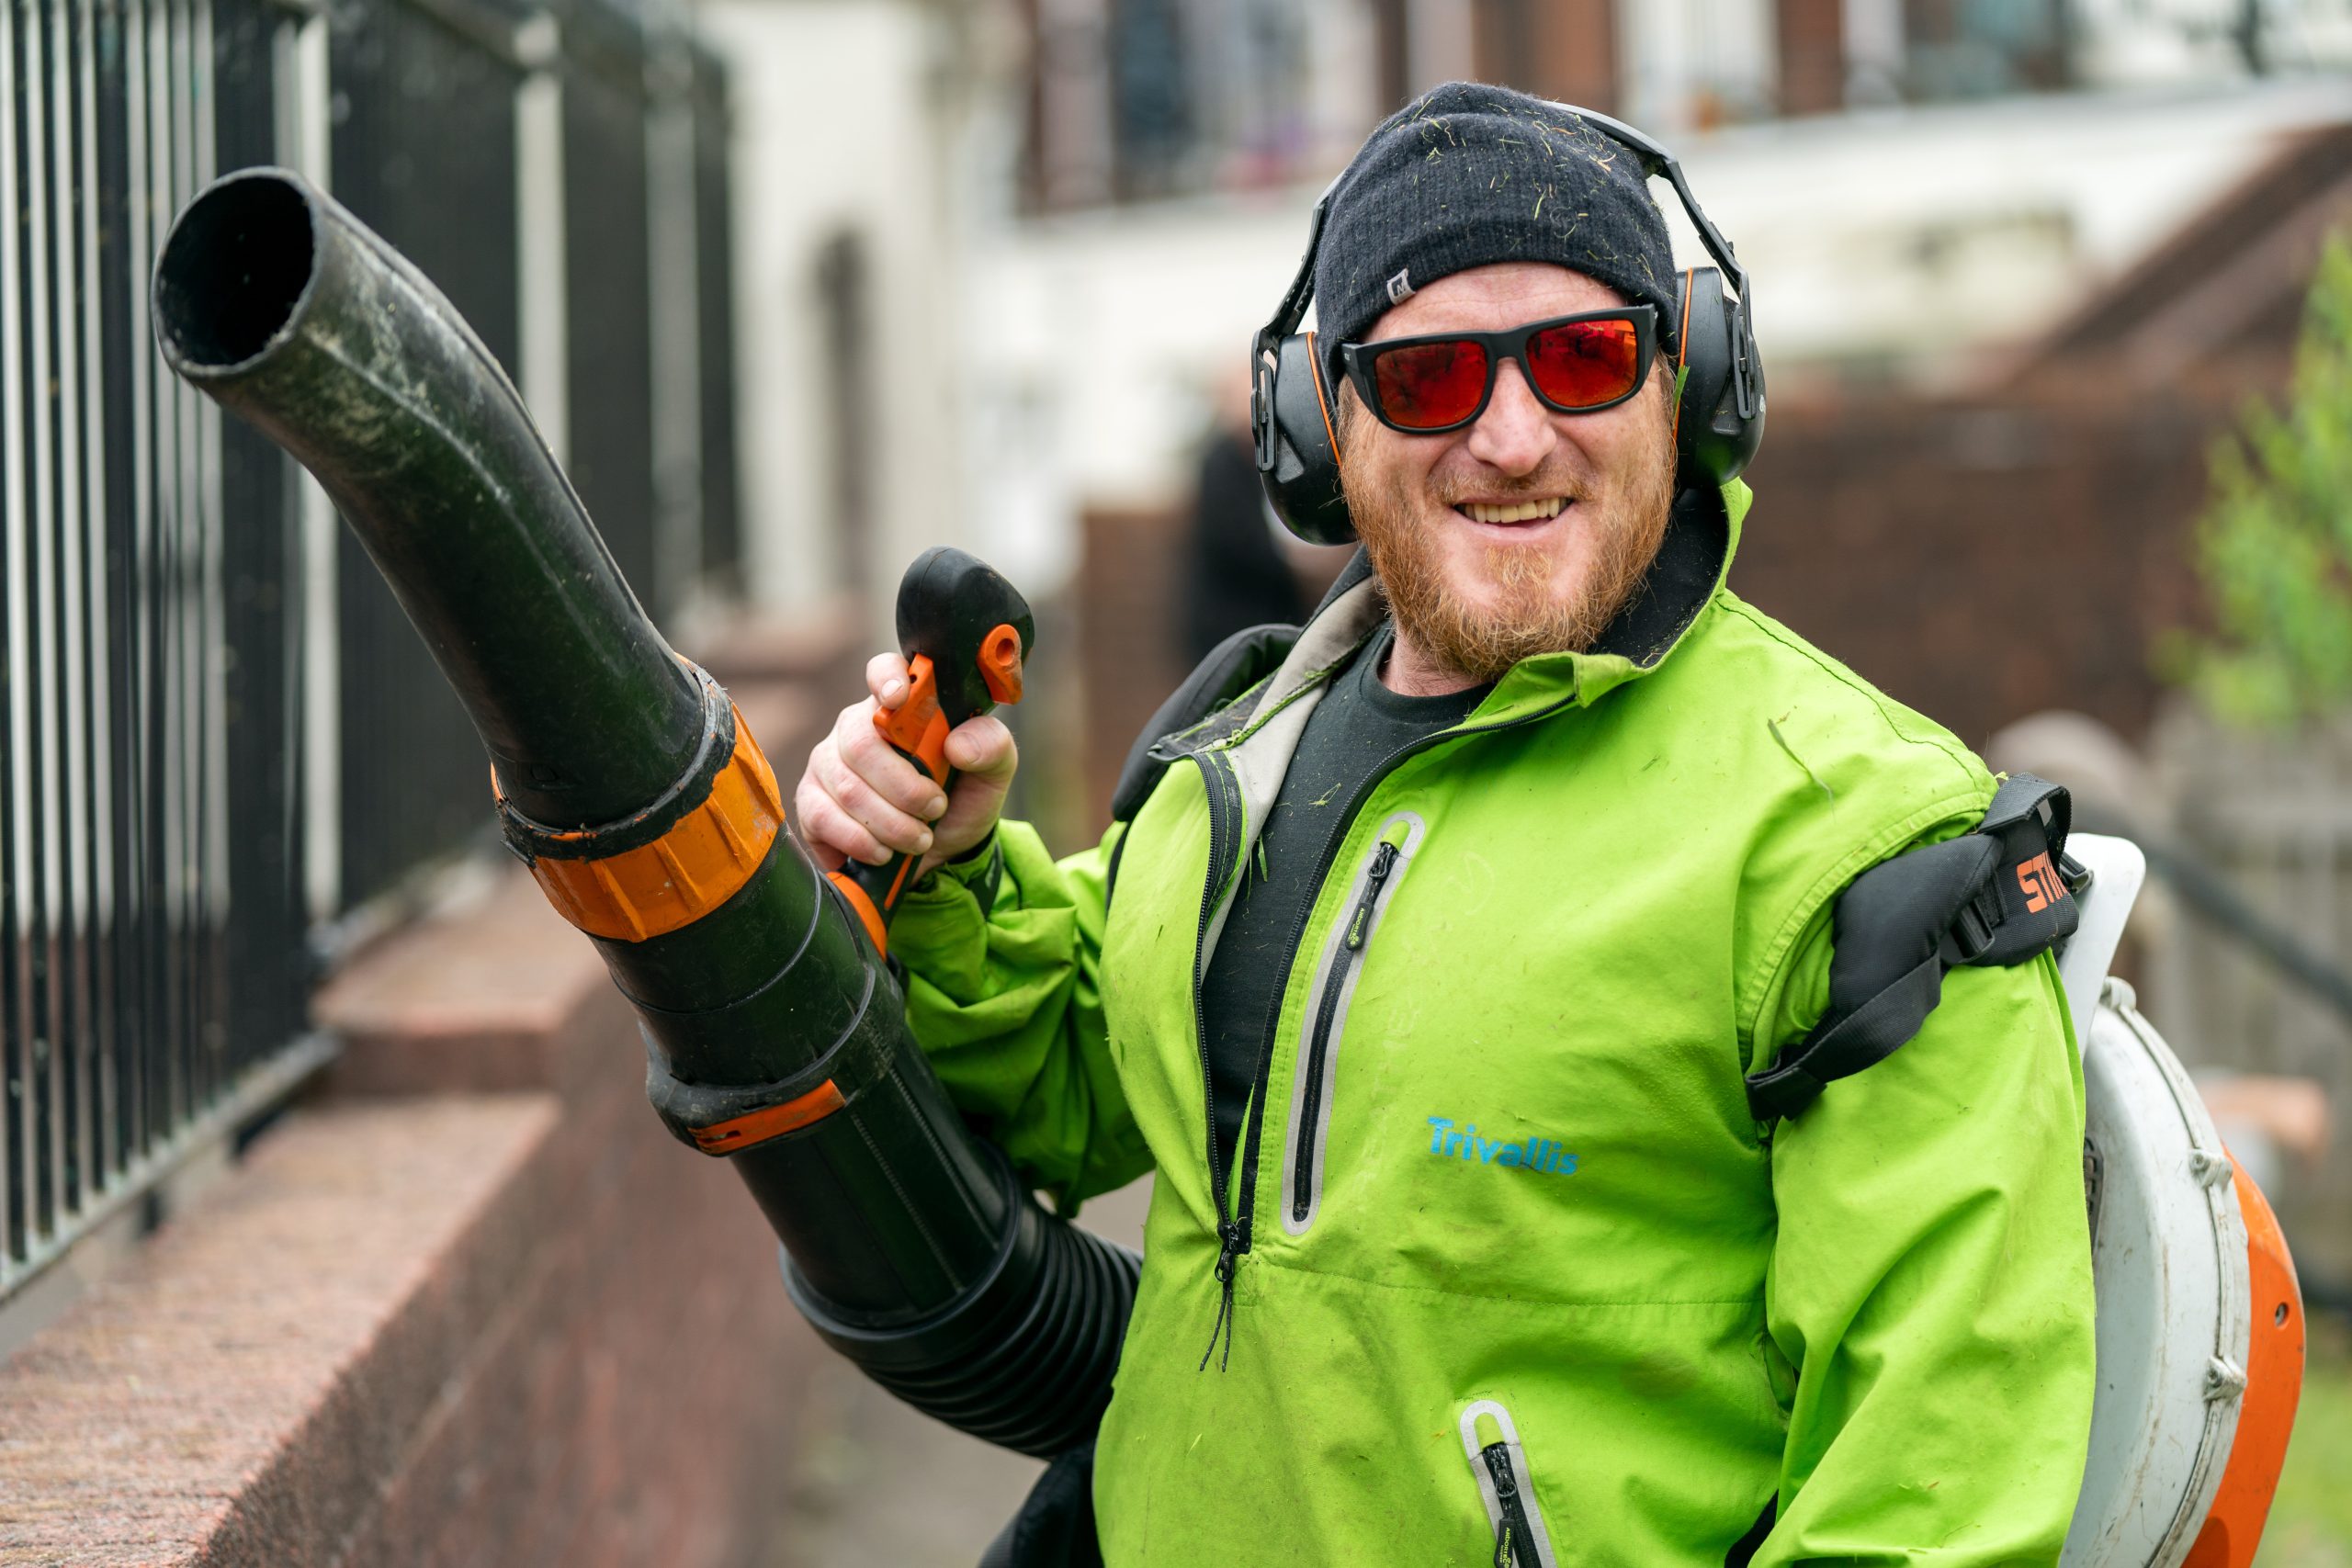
[797,82,2093,1568]
[1182,367,1310,664]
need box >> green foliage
[2172,234,2352,728]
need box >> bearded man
[797,82,2096,1568]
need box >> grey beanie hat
[1315,83,1679,388]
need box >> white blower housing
[2057,836,2303,1568]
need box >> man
[797,82,2095,1567]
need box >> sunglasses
[1338,306,1660,435]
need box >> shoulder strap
[1102,622,1301,915]
[1744,773,2082,1122]
[1109,622,1299,823]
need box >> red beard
[1340,395,1679,682]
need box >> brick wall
[1773,0,1847,116]
[1735,380,2244,751]
[1076,508,1193,844]
[1471,0,1621,114]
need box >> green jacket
[892,481,2096,1567]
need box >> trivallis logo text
[1426,1117,1577,1175]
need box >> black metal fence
[0,0,743,1299]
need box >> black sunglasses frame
[1337,304,1661,436]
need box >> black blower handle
[825,547,1034,953]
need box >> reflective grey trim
[1278,811,1425,1236]
[1194,749,1249,974]
[1196,658,1335,975]
[1251,572,1385,724]
[1193,572,1385,971]
[1458,1399,1560,1568]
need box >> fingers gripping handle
[828,547,1035,953]
[830,652,957,948]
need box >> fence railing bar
[164,0,197,1136]
[25,0,62,1252]
[137,0,166,1156]
[3,0,29,1268]
[76,0,118,1191]
[193,0,229,1112]
[645,66,699,620]
[51,0,92,1219]
[143,0,178,1153]
[0,1030,337,1301]
[120,0,154,1176]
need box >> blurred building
[899,1,2345,831]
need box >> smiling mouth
[1457,497,1568,525]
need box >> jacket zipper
[1188,750,1249,1371]
[1484,1444,1536,1567]
[1460,1400,1557,1568]
[1290,837,1399,1224]
[1197,694,1578,1368]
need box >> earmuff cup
[1258,331,1353,546]
[1673,267,1766,490]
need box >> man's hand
[795,652,1019,880]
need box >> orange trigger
[875,654,953,785]
[979,623,1025,705]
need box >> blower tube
[153,168,1136,1457]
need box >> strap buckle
[1940,887,2001,965]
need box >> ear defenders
[1250,103,1765,547]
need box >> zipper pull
[1483,1444,1529,1567]
[1343,841,1400,951]
[1487,1444,1520,1503]
[1196,1217,1248,1373]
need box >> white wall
[695,0,971,626]
[1668,77,2352,375]
[1621,0,1779,130]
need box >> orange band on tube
[502,705,786,942]
[827,869,889,955]
[686,1079,848,1153]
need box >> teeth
[1462,497,1566,525]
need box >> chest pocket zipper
[1278,815,1420,1236]
[1461,1400,1558,1568]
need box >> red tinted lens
[1370,339,1490,430]
[1526,318,1642,410]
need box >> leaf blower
[151,167,1136,1459]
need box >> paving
[767,1178,1151,1568]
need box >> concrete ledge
[313,872,602,1098]
[0,1095,561,1564]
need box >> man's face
[1336,263,1679,682]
